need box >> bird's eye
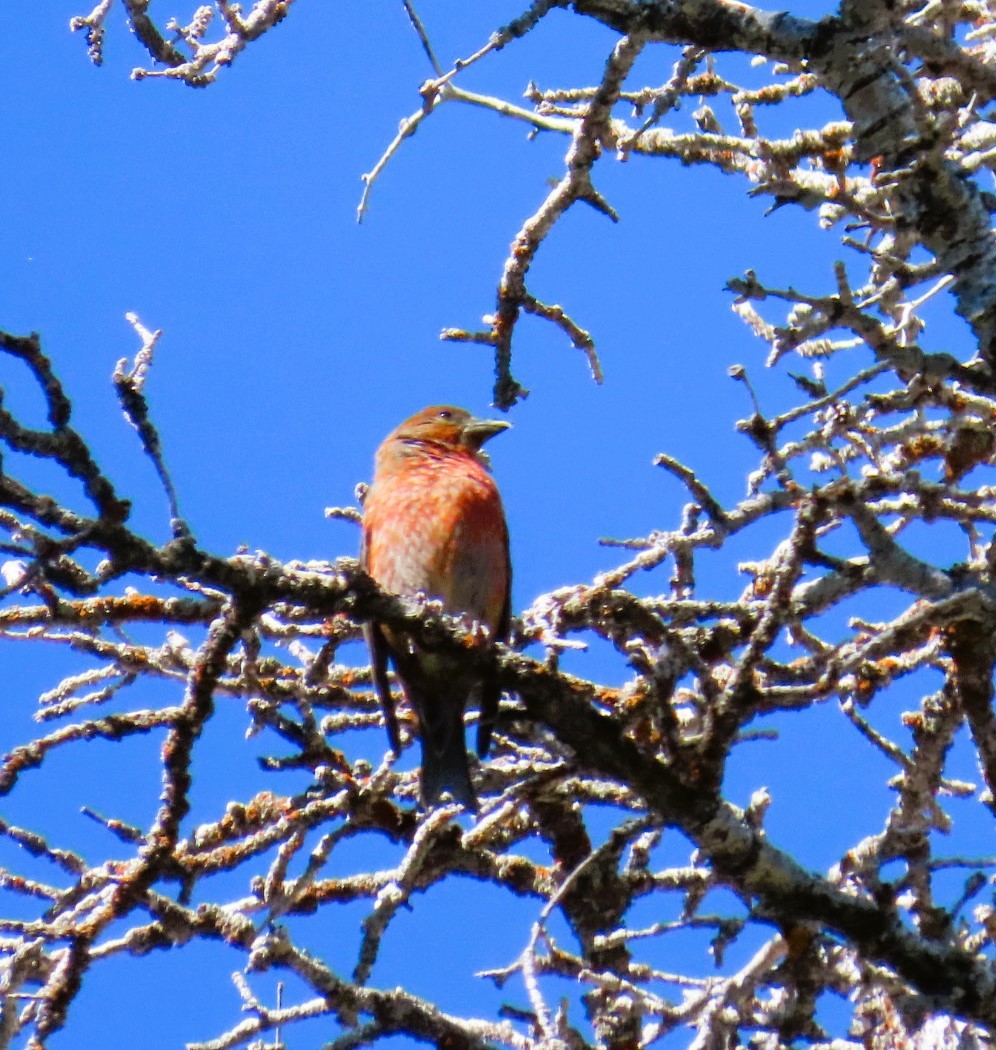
[437,409,453,420]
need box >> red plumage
[361,405,511,810]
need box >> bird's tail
[416,696,477,812]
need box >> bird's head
[388,405,510,453]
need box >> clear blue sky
[0,2,986,1047]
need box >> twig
[115,313,190,541]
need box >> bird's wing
[476,523,511,758]
[365,621,401,754]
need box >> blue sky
[0,2,989,1047]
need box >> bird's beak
[460,417,511,450]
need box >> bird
[361,405,511,810]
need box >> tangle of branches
[0,0,988,1047]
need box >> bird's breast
[363,454,508,631]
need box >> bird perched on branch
[361,405,511,810]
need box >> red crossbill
[361,405,511,810]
